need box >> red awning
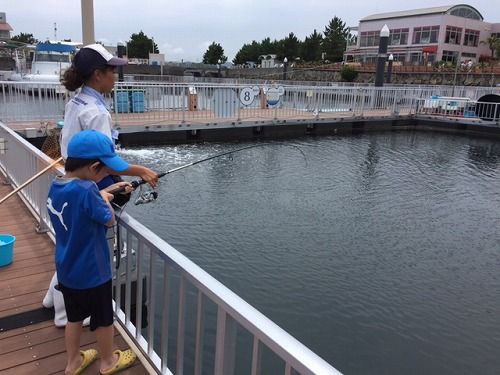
[422,46,438,53]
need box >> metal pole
[80,0,95,45]
[387,54,394,84]
[375,24,389,87]
[117,43,125,82]
[283,57,288,80]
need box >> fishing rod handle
[109,179,142,194]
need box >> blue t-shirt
[47,177,113,289]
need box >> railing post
[214,307,237,375]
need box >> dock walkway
[0,182,147,374]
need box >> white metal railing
[0,121,342,374]
[1,80,499,126]
[415,97,500,123]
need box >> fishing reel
[134,188,158,205]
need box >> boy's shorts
[58,279,113,331]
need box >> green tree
[202,42,227,64]
[301,29,323,62]
[127,31,158,59]
[233,41,262,65]
[481,36,500,59]
[322,16,350,62]
[282,32,301,61]
[11,32,38,45]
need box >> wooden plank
[0,289,46,313]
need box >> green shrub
[340,65,358,82]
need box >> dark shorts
[58,279,114,331]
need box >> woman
[60,43,158,189]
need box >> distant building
[259,54,278,68]
[0,12,13,41]
[344,4,500,65]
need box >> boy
[47,130,137,375]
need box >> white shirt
[60,86,116,158]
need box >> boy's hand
[100,190,114,202]
[105,181,135,194]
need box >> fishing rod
[0,156,63,205]
[112,144,285,204]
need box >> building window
[391,53,406,62]
[463,29,480,46]
[359,31,380,47]
[461,52,476,59]
[389,28,409,45]
[448,6,482,20]
[413,26,439,44]
[442,50,457,63]
[445,26,462,44]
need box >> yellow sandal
[99,349,137,375]
[69,349,98,375]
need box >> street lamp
[283,57,288,80]
[387,53,394,84]
[217,59,222,78]
[375,24,390,87]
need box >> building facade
[0,12,13,41]
[344,4,500,65]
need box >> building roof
[360,4,483,22]
[0,22,13,32]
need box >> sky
[1,0,499,62]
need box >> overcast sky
[1,1,499,62]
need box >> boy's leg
[65,321,83,374]
[95,324,119,372]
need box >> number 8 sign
[239,86,260,106]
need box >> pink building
[344,4,500,64]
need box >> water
[120,131,500,375]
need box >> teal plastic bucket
[0,234,16,267]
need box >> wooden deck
[0,181,147,374]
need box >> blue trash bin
[131,91,145,113]
[0,234,16,267]
[115,91,130,113]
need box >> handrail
[0,121,342,374]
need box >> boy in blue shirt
[47,130,137,375]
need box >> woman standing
[60,43,158,189]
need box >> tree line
[231,16,352,65]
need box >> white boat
[10,41,79,93]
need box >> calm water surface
[121,131,500,375]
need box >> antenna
[54,22,57,40]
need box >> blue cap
[67,130,129,172]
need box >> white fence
[1,80,499,126]
[0,122,342,374]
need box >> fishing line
[111,142,307,202]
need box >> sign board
[265,86,285,107]
[239,86,260,106]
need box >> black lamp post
[217,59,222,78]
[375,24,390,87]
[387,53,394,84]
[283,57,288,80]
[117,42,125,82]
